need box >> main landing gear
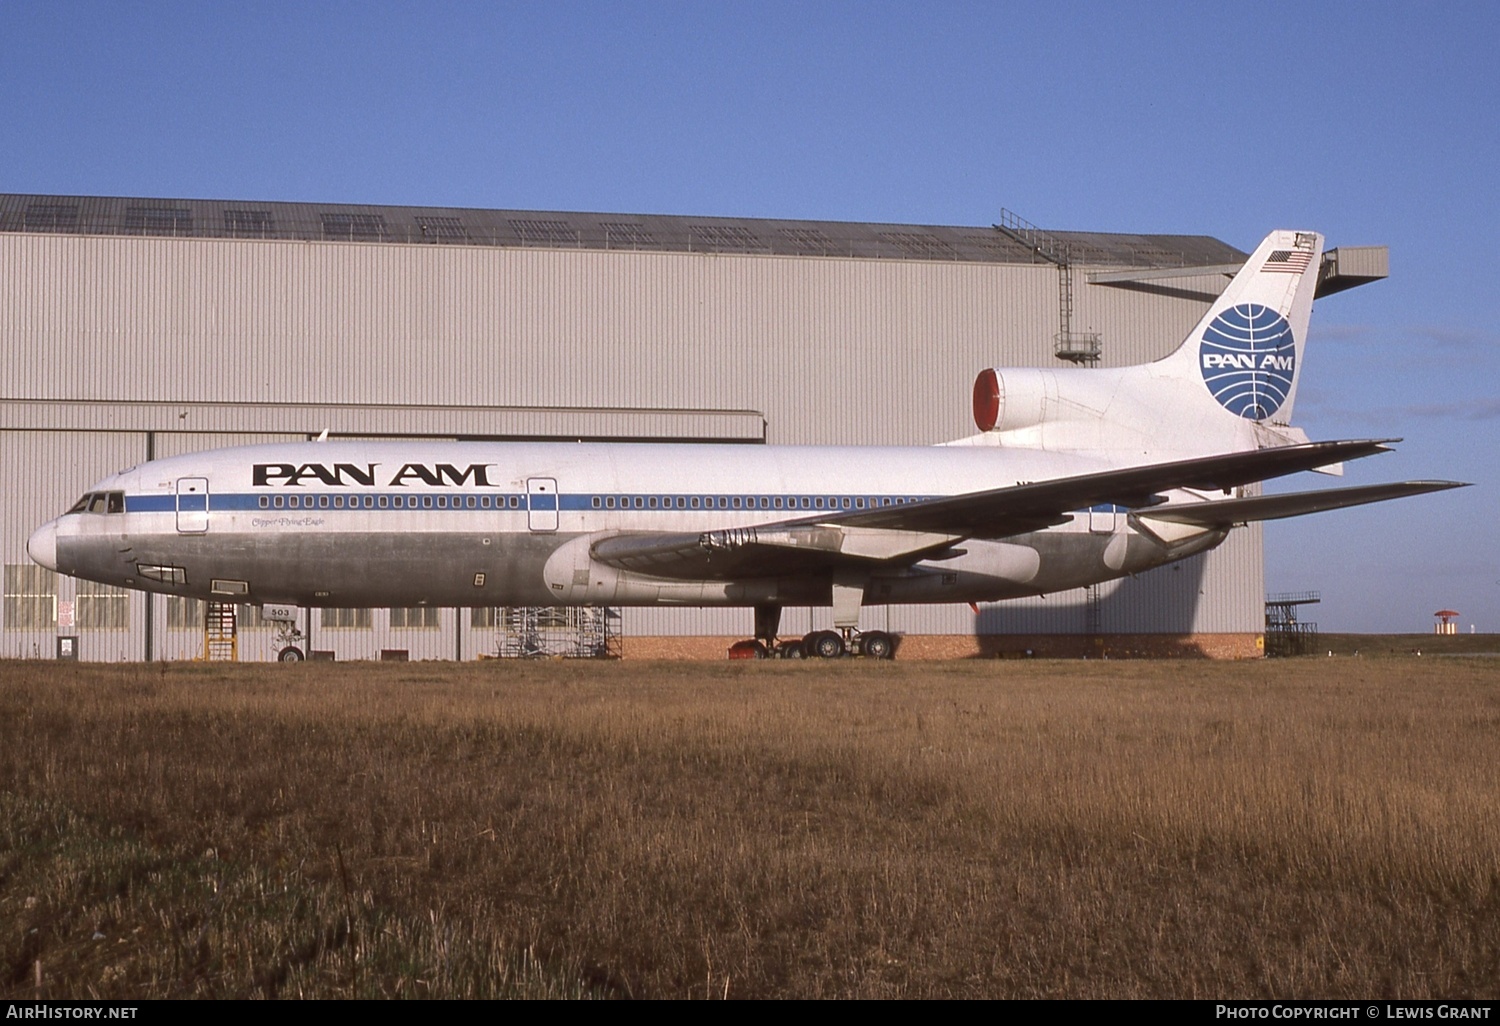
[727,605,896,660]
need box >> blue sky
[3,1,1495,632]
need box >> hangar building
[0,195,1387,661]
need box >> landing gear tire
[861,630,895,660]
[812,630,846,659]
[278,646,305,663]
[777,641,804,659]
[801,632,820,658]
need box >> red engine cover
[972,368,1000,431]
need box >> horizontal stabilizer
[1136,480,1469,528]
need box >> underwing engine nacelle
[541,534,781,606]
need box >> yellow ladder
[204,601,238,661]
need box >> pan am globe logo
[1199,303,1296,419]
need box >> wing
[590,439,1403,581]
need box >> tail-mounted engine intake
[972,368,1053,433]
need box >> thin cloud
[1310,323,1499,351]
[1407,325,1498,350]
[1309,323,1376,344]
[1400,398,1500,421]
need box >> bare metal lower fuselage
[53,524,1217,610]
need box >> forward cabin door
[527,478,559,532]
[176,478,209,534]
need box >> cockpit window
[66,491,127,515]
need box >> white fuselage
[29,439,1223,612]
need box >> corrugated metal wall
[1,431,142,660]
[0,230,1261,660]
[0,235,1221,441]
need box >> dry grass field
[2,655,1498,999]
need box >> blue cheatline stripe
[120,492,1131,517]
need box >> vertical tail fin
[1160,229,1323,425]
[953,229,1326,456]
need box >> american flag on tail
[1264,249,1314,274]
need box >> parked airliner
[27,230,1464,658]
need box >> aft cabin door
[176,478,209,534]
[527,478,559,533]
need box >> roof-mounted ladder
[995,208,1103,365]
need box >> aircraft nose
[27,520,58,571]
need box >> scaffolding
[1265,591,1320,657]
[493,606,622,659]
[203,601,238,661]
